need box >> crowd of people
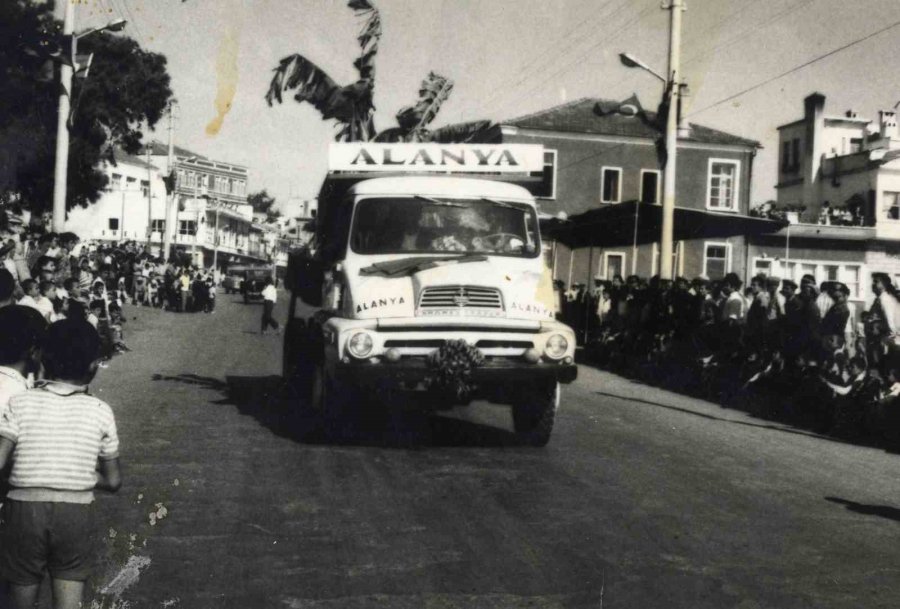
[558,271,900,445]
[0,231,221,363]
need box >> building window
[179,220,197,236]
[753,258,863,299]
[703,242,731,279]
[640,170,660,204]
[707,159,740,211]
[151,219,165,233]
[208,174,215,190]
[603,252,625,279]
[110,173,122,190]
[108,218,119,231]
[849,138,863,153]
[531,150,557,199]
[126,176,137,189]
[140,180,150,197]
[792,139,800,170]
[884,192,900,221]
[601,167,621,203]
[781,139,801,172]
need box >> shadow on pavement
[151,373,525,448]
[825,496,900,523]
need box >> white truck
[283,143,577,445]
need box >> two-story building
[461,97,762,285]
[748,93,900,310]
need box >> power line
[470,0,632,114]
[491,1,660,120]
[483,0,654,118]
[682,0,815,68]
[688,16,900,118]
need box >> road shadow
[825,496,900,523]
[151,373,525,448]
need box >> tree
[0,0,173,213]
[247,189,277,215]
[265,0,483,143]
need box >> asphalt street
[76,292,900,609]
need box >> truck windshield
[350,197,540,257]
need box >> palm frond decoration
[426,120,495,144]
[390,72,454,142]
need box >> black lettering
[357,304,362,313]
[383,149,404,165]
[472,149,495,165]
[440,149,466,165]
[370,300,378,309]
[378,298,387,306]
[399,296,405,304]
[409,150,435,166]
[350,148,376,165]
[495,150,518,166]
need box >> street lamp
[52,7,127,233]
[618,53,666,83]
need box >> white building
[749,92,900,310]
[66,151,169,245]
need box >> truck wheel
[311,363,350,441]
[512,381,559,447]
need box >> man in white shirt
[261,277,280,335]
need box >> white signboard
[328,143,544,173]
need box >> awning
[541,200,788,248]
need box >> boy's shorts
[0,500,95,584]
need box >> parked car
[241,268,272,303]
[222,270,243,294]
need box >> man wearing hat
[781,279,805,360]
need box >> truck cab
[284,143,576,445]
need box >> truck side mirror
[287,253,324,307]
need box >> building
[145,142,269,269]
[748,92,900,310]
[68,143,277,270]
[66,150,169,245]
[466,96,761,285]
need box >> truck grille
[418,286,503,311]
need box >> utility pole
[146,146,153,247]
[659,0,684,281]
[212,203,220,272]
[162,102,177,261]
[52,0,75,233]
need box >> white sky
[70,0,900,216]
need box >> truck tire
[512,381,559,447]
[311,363,350,441]
[282,319,311,400]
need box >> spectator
[0,319,121,609]
[34,280,56,322]
[0,269,16,308]
[261,276,280,335]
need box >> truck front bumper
[333,357,578,387]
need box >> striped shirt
[0,366,29,416]
[0,381,119,503]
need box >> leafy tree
[0,0,173,213]
[247,189,276,214]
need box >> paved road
[80,293,900,608]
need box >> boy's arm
[0,437,14,471]
[96,457,122,492]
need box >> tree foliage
[265,1,487,143]
[247,189,277,214]
[0,0,173,213]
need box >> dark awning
[541,200,788,248]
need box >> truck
[283,142,577,446]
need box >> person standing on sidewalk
[261,276,279,335]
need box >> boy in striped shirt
[0,319,121,609]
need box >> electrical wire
[472,0,633,113]
[491,1,660,120]
[681,0,815,68]
[687,16,900,118]
[484,0,655,118]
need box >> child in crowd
[34,280,56,322]
[16,279,39,311]
[0,319,121,609]
[205,278,216,314]
[88,299,104,330]
[108,304,129,353]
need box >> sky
[68,0,900,216]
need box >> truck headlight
[347,331,374,359]
[544,334,568,360]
